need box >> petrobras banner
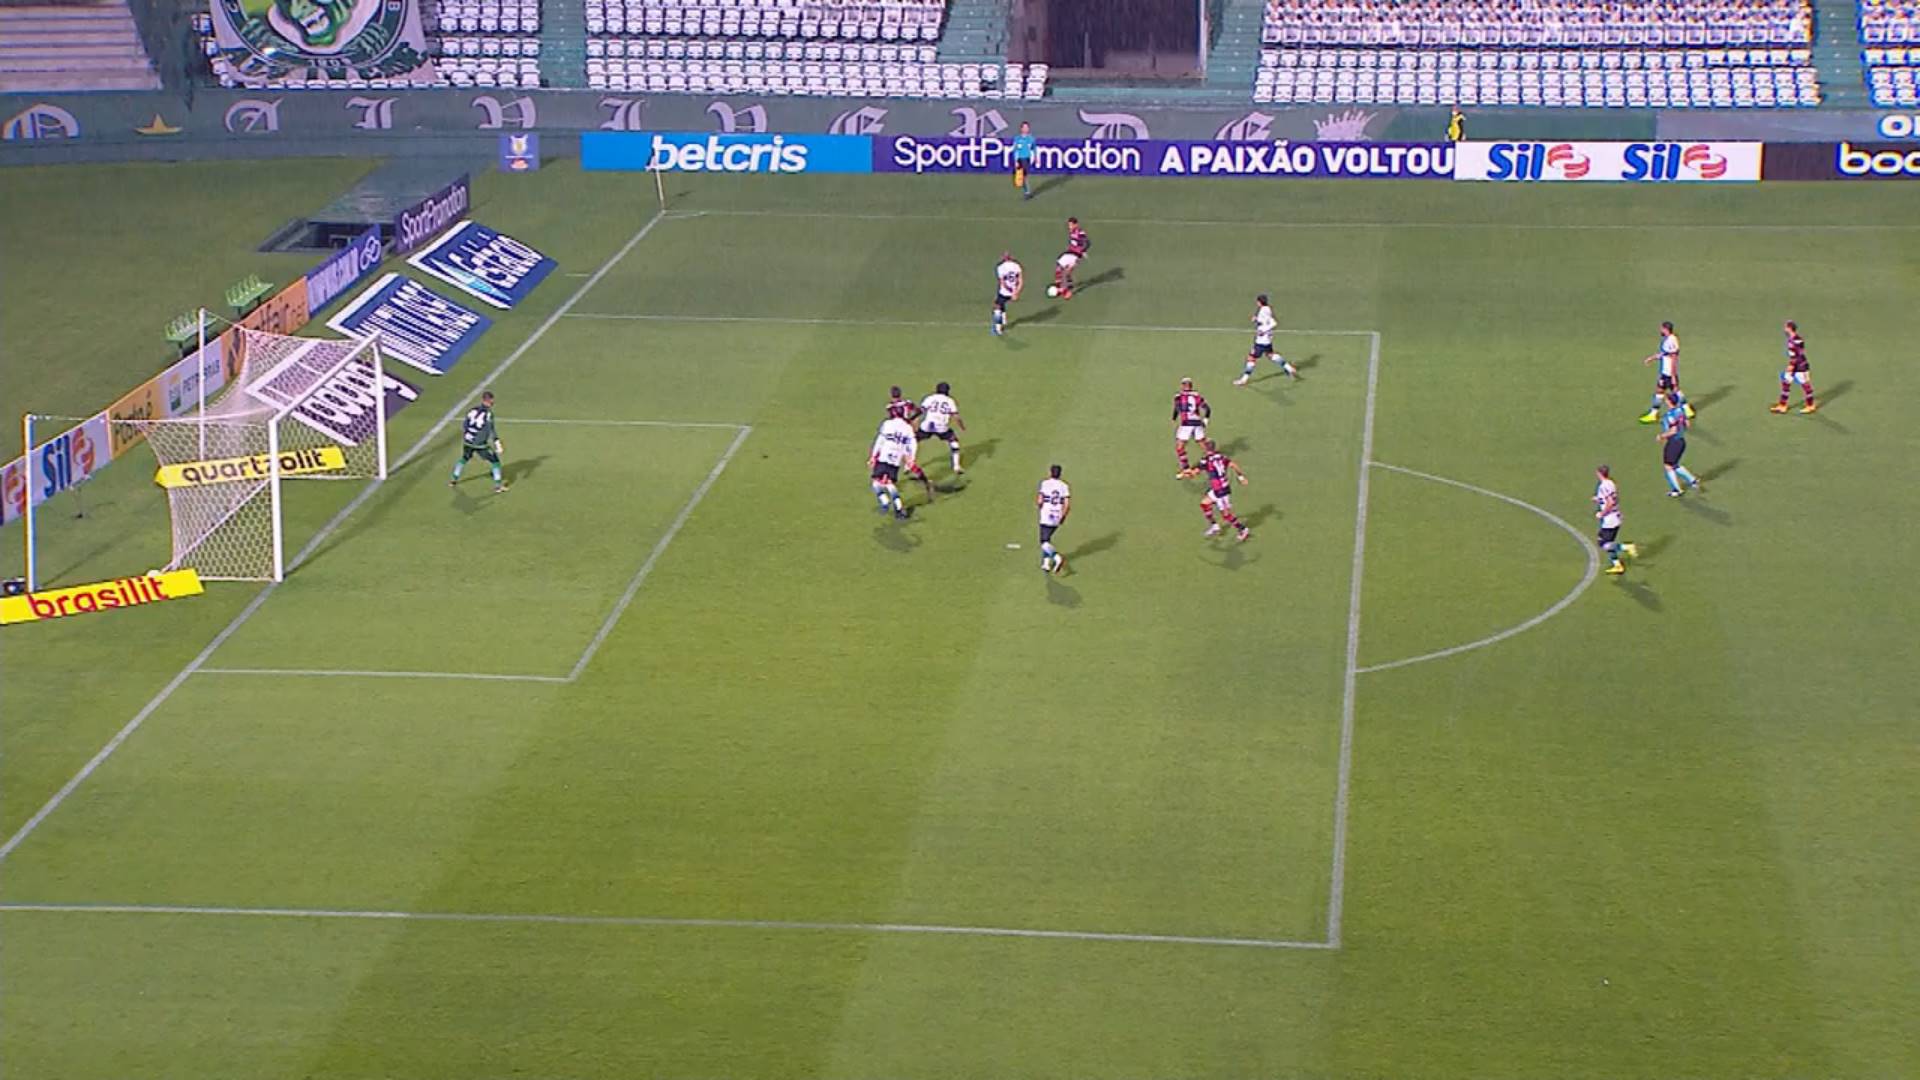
[208,0,432,83]
[0,412,113,526]
[1762,141,1920,180]
[159,340,231,422]
[1455,141,1762,182]
[304,226,385,312]
[875,136,1456,179]
[328,272,491,375]
[392,174,470,257]
[582,131,875,173]
[406,220,556,310]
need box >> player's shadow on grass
[1698,458,1739,484]
[1292,352,1324,373]
[1045,574,1081,607]
[1067,531,1120,563]
[1692,383,1736,411]
[1031,174,1072,198]
[1677,497,1731,526]
[1217,436,1251,457]
[1613,578,1663,612]
[1201,545,1261,572]
[1076,266,1124,293]
[1633,533,1675,563]
[1820,379,1853,407]
[503,454,550,487]
[873,520,921,553]
[1014,305,1062,327]
[961,438,1000,468]
[1242,503,1280,530]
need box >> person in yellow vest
[1447,106,1465,141]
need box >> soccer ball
[1046,285,1059,298]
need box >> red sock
[1054,268,1066,289]
[1200,501,1214,521]
[1222,510,1242,529]
[1779,381,1791,405]
[1176,445,1190,470]
[1803,379,1816,404]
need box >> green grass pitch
[1,162,1917,1079]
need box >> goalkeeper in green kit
[450,390,508,493]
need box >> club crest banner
[208,0,432,81]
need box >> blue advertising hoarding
[583,131,875,173]
[873,136,1457,179]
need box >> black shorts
[1598,525,1619,545]
[994,292,1012,310]
[1662,437,1686,467]
[872,462,900,483]
[460,444,500,464]
[1250,341,1274,358]
[1039,523,1058,545]
[917,427,958,443]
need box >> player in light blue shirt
[1656,392,1704,497]
[1012,121,1036,199]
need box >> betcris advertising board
[582,131,873,173]
[1456,141,1761,182]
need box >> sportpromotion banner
[208,0,433,82]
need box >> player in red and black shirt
[1052,217,1091,299]
[1196,439,1251,542]
[1171,377,1211,477]
[1771,320,1817,414]
[883,386,935,500]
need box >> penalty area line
[0,211,671,867]
[0,902,1337,951]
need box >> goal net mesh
[126,329,386,581]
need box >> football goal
[21,328,389,587]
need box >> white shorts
[1204,490,1233,513]
[1176,424,1207,442]
[1782,368,1809,385]
[1056,252,1080,272]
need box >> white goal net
[128,328,388,582]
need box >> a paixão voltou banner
[407,221,556,310]
[1762,141,1920,180]
[208,0,432,82]
[1455,141,1761,182]
[875,136,1456,179]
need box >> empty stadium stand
[1255,0,1822,106]
[197,0,544,88]
[1,2,161,93]
[1860,0,1920,102]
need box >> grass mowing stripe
[563,312,1377,336]
[0,902,1339,950]
[0,210,667,865]
[197,668,569,683]
[567,424,753,681]
[1354,463,1601,676]
[1325,330,1380,949]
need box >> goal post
[127,328,389,583]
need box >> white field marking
[564,312,1376,337]
[0,902,1337,951]
[568,423,752,680]
[188,420,752,686]
[198,668,567,684]
[685,208,1920,233]
[1355,463,1600,676]
[1325,330,1380,950]
[0,212,668,866]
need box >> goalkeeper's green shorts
[460,443,500,465]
